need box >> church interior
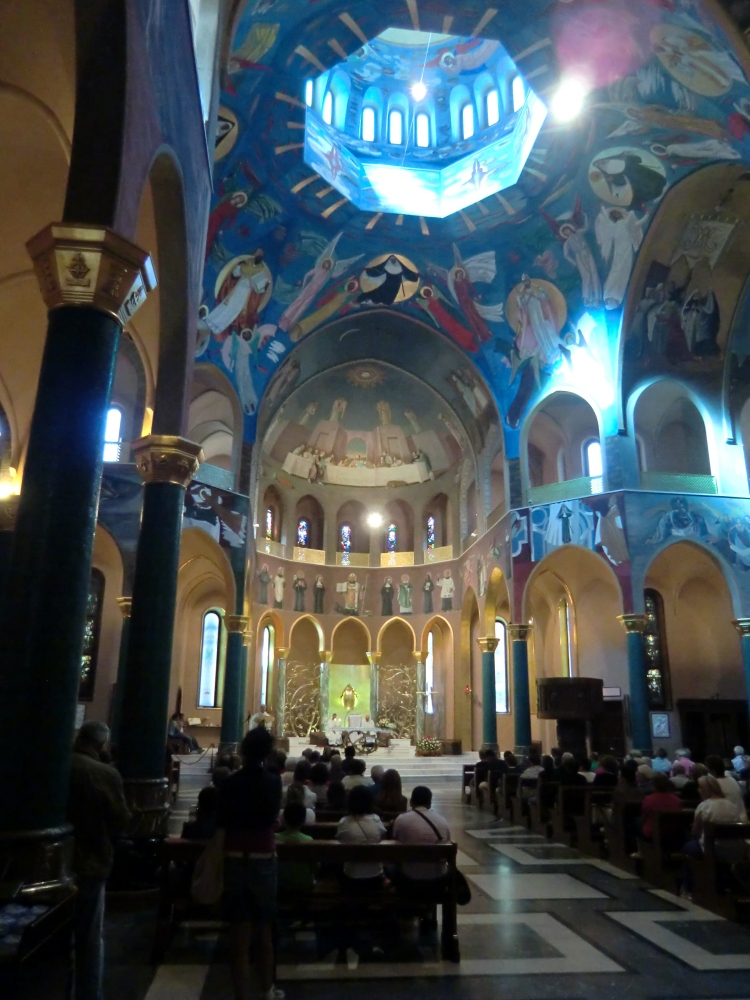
[4,0,750,997]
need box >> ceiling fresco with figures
[261,361,472,489]
[200,0,750,459]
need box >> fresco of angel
[428,244,504,343]
[542,196,602,308]
[278,233,362,333]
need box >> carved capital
[411,650,426,665]
[366,651,382,665]
[477,636,500,654]
[507,624,531,641]
[617,614,648,635]
[277,647,289,660]
[321,651,334,663]
[131,435,203,487]
[116,597,132,619]
[242,630,253,646]
[0,495,20,531]
[733,618,750,638]
[226,614,250,634]
[26,223,156,324]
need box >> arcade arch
[459,587,479,749]
[634,380,712,482]
[524,392,601,495]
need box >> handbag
[191,829,225,905]
[414,810,472,906]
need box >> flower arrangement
[377,717,397,731]
[416,737,442,757]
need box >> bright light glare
[411,81,427,102]
[367,512,383,529]
[551,78,587,121]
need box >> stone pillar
[275,647,289,737]
[507,624,532,756]
[733,619,750,715]
[413,650,426,743]
[477,636,500,751]
[366,650,381,721]
[320,651,333,729]
[110,597,132,744]
[220,616,251,755]
[0,496,19,607]
[0,223,154,883]
[617,614,652,754]
[117,436,203,835]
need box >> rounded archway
[294,494,324,551]
[459,587,479,749]
[377,617,417,738]
[286,615,325,736]
[422,615,453,740]
[524,391,602,501]
[633,380,713,488]
[188,363,243,487]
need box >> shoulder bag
[414,810,472,906]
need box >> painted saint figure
[438,570,455,612]
[293,571,307,612]
[335,573,360,616]
[595,207,647,310]
[359,255,419,306]
[398,574,413,616]
[205,250,272,339]
[681,290,720,356]
[257,564,271,605]
[516,275,561,365]
[422,573,434,614]
[273,568,286,609]
[543,198,602,308]
[381,577,394,616]
[278,232,362,334]
[313,574,325,614]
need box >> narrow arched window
[79,568,105,701]
[486,89,500,127]
[198,610,222,708]
[103,407,122,462]
[260,623,274,706]
[415,112,430,148]
[340,524,352,553]
[362,106,376,142]
[297,518,309,547]
[323,90,333,124]
[461,103,475,140]
[389,109,404,145]
[644,589,670,709]
[512,76,525,113]
[387,522,397,553]
[494,619,509,713]
[265,508,274,540]
[425,630,435,715]
[305,79,314,107]
[426,515,436,550]
[584,439,603,493]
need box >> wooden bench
[604,795,642,874]
[551,786,611,847]
[498,774,520,822]
[529,780,559,838]
[574,789,615,858]
[462,764,475,805]
[511,778,539,829]
[689,821,750,920]
[153,837,461,964]
[637,809,694,891]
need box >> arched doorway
[645,540,747,757]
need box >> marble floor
[11,780,750,1000]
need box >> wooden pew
[153,838,461,964]
[529,780,559,838]
[574,789,615,858]
[462,764,475,805]
[637,809,694,891]
[604,795,642,874]
[689,822,750,920]
[550,785,592,846]
[511,778,539,829]
[498,774,520,822]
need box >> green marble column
[414,651,426,743]
[508,624,532,756]
[117,436,203,834]
[0,223,154,883]
[320,652,332,730]
[367,651,381,723]
[220,616,250,753]
[0,497,18,611]
[478,636,500,751]
[275,647,289,737]
[618,615,652,754]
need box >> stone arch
[331,616,371,663]
[377,615,417,653]
[289,614,324,654]
[484,565,511,635]
[458,586,479,749]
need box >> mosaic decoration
[200,0,750,461]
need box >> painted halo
[359,253,421,303]
[505,278,568,336]
[651,24,738,98]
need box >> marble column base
[0,825,74,893]
[218,740,240,758]
[123,778,170,838]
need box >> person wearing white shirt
[336,785,386,883]
[391,786,451,882]
[341,758,373,791]
[706,755,748,821]
[437,571,455,611]
[732,746,749,773]
[682,775,744,894]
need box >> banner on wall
[671,216,737,269]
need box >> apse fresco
[201,0,750,457]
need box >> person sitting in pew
[681,775,744,896]
[652,748,672,774]
[182,786,219,840]
[326,781,346,811]
[374,768,408,815]
[558,756,588,786]
[639,773,682,842]
[336,785,386,891]
[476,749,507,805]
[670,763,689,791]
[342,758,373,791]
[593,756,619,788]
[276,801,318,897]
[309,762,330,806]
[284,783,315,825]
[391,785,451,893]
[706,755,748,821]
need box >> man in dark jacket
[67,720,131,1000]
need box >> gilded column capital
[321,651,334,663]
[366,651,382,665]
[26,223,156,324]
[0,496,20,531]
[617,614,648,635]
[477,636,500,654]
[507,624,531,641]
[733,618,750,638]
[116,597,132,618]
[277,647,289,659]
[411,650,426,665]
[242,629,253,646]
[131,435,203,487]
[225,615,250,634]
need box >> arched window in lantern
[387,522,397,553]
[426,515,436,550]
[340,523,352,553]
[297,518,309,548]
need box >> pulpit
[536,678,603,756]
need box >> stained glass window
[265,508,274,540]
[340,523,352,553]
[387,522,397,553]
[494,618,509,713]
[512,75,525,113]
[79,569,104,702]
[323,90,333,124]
[297,518,309,547]
[644,589,670,709]
[426,515,436,550]
[584,439,603,494]
[198,610,222,708]
[425,631,435,715]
